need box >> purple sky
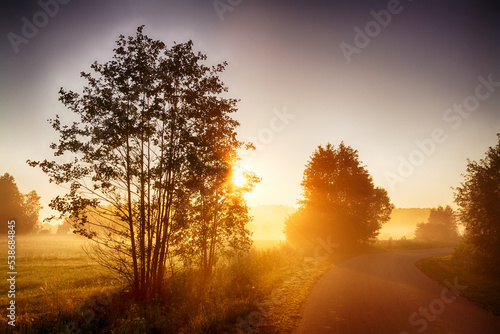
[1,0,499,221]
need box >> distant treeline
[248,206,437,241]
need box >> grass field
[0,235,334,333]
[417,254,500,316]
[0,235,114,330]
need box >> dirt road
[296,248,500,334]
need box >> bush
[454,133,500,275]
[453,235,500,277]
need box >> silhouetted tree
[414,205,459,242]
[454,133,500,274]
[28,26,253,301]
[175,95,260,278]
[285,143,393,251]
[0,173,41,234]
[183,165,260,278]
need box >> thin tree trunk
[207,191,219,277]
[125,137,140,298]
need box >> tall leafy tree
[180,97,260,277]
[454,133,500,272]
[0,173,42,234]
[28,26,251,300]
[414,205,459,242]
[285,143,393,250]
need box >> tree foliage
[284,143,393,251]
[454,133,500,272]
[0,173,41,234]
[414,205,459,242]
[182,168,260,277]
[28,26,256,300]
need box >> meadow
[0,235,332,333]
[417,254,500,316]
[0,235,114,330]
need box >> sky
[1,0,500,222]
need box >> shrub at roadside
[453,133,500,277]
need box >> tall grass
[108,242,308,333]
[418,253,500,316]
[0,236,333,333]
[0,235,113,332]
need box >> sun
[232,167,247,187]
